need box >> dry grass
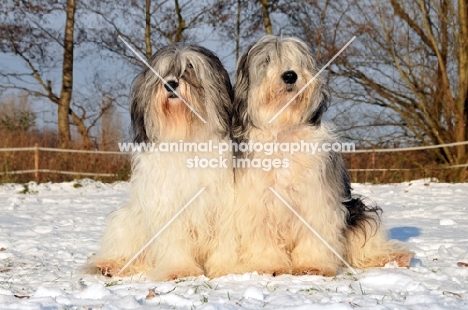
[0,129,131,184]
[0,94,131,183]
[343,150,468,183]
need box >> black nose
[281,71,297,84]
[164,80,178,92]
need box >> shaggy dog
[231,35,414,277]
[87,44,236,281]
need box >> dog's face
[131,45,233,142]
[233,35,330,141]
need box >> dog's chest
[249,127,328,186]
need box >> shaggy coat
[88,44,237,281]
[231,35,413,276]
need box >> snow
[243,286,264,300]
[439,219,457,226]
[0,179,467,309]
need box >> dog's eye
[187,63,194,69]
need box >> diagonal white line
[118,35,207,124]
[116,187,206,276]
[268,187,358,275]
[268,36,356,124]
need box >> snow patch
[440,219,456,225]
[243,286,264,301]
[33,226,53,234]
[75,283,111,299]
[0,252,13,260]
[146,294,194,307]
[359,273,415,290]
[33,286,66,298]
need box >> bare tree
[210,0,280,65]
[0,0,95,148]
[280,0,467,166]
[86,0,216,65]
[341,0,467,164]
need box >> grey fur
[131,44,233,143]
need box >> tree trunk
[259,0,272,35]
[174,0,185,42]
[145,0,152,60]
[58,0,76,148]
[235,0,241,61]
[457,0,468,162]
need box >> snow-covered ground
[0,179,467,309]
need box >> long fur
[231,35,413,276]
[87,44,237,281]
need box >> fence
[0,141,468,183]
[0,144,130,182]
[345,141,468,170]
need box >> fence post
[372,149,376,170]
[34,143,40,183]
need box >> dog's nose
[164,80,179,92]
[281,71,298,84]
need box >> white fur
[234,126,347,276]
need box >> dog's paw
[237,265,291,277]
[94,261,123,277]
[371,251,415,268]
[152,267,204,281]
[271,267,291,277]
[292,267,336,277]
[247,267,291,277]
[205,267,237,279]
[392,251,415,267]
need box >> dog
[231,35,414,277]
[87,44,236,281]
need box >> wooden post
[372,149,376,170]
[372,149,376,182]
[34,143,40,183]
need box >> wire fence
[341,141,468,171]
[0,141,467,182]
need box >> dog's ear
[308,83,330,126]
[130,73,149,143]
[186,45,233,139]
[232,49,251,143]
[208,48,233,138]
[219,66,234,137]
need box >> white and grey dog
[88,44,236,281]
[231,35,413,276]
